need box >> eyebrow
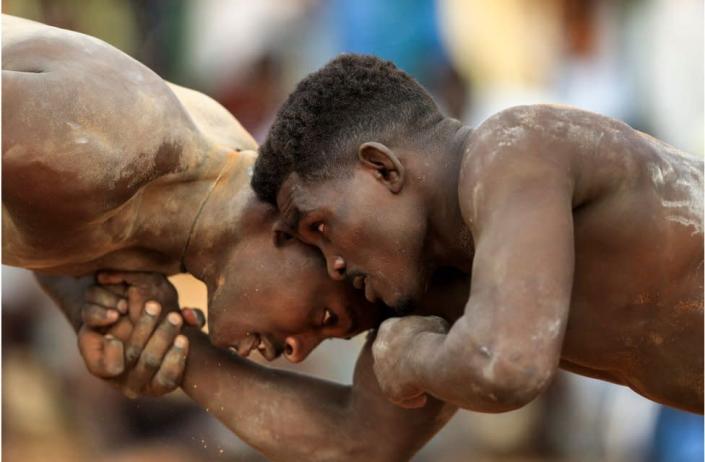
[283,204,301,230]
[280,188,303,230]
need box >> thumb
[181,307,206,329]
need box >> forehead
[277,173,326,226]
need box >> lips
[256,336,278,361]
[236,333,260,357]
[363,277,376,303]
[353,275,365,290]
[352,274,376,303]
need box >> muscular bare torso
[2,15,257,276]
[464,105,703,412]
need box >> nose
[326,255,346,281]
[284,335,323,363]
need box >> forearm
[182,330,443,462]
[182,331,373,461]
[34,272,93,332]
[414,315,553,412]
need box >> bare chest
[559,151,703,407]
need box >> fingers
[124,301,162,365]
[100,283,129,299]
[126,285,148,322]
[181,308,206,328]
[82,285,128,327]
[103,335,126,377]
[77,326,125,378]
[84,284,127,311]
[82,303,120,327]
[122,311,183,398]
[150,335,189,395]
[105,316,135,343]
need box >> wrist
[409,331,446,392]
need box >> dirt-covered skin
[3,15,465,461]
[454,106,704,413]
[276,104,703,414]
[3,14,257,276]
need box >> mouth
[363,276,377,303]
[351,273,377,303]
[233,333,259,357]
[352,274,365,290]
[234,333,280,360]
[256,336,280,361]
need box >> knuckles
[142,353,162,370]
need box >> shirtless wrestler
[250,55,704,414]
[3,15,467,461]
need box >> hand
[88,271,181,365]
[78,273,205,398]
[372,315,449,409]
[95,271,180,323]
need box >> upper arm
[2,17,197,223]
[456,108,576,394]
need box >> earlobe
[358,142,405,193]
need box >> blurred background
[2,0,703,461]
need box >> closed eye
[273,230,294,247]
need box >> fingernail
[105,334,116,341]
[185,308,205,326]
[174,335,187,349]
[107,310,119,321]
[145,301,161,316]
[125,347,140,363]
[167,312,182,326]
[117,299,128,313]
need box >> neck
[181,150,259,286]
[420,119,474,270]
[130,147,241,275]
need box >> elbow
[457,352,557,413]
[487,366,553,412]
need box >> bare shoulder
[167,83,257,153]
[458,104,612,227]
[2,15,203,221]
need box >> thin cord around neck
[179,154,236,273]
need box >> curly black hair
[251,54,443,205]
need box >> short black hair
[251,54,443,204]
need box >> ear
[358,142,405,194]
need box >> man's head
[251,54,446,310]
[206,197,390,363]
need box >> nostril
[285,342,294,356]
[329,257,346,280]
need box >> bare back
[2,15,256,275]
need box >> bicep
[463,162,575,370]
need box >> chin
[392,297,416,315]
[381,288,416,315]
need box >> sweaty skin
[3,14,256,277]
[71,271,468,462]
[276,105,703,413]
[3,15,462,461]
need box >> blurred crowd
[2,0,703,461]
